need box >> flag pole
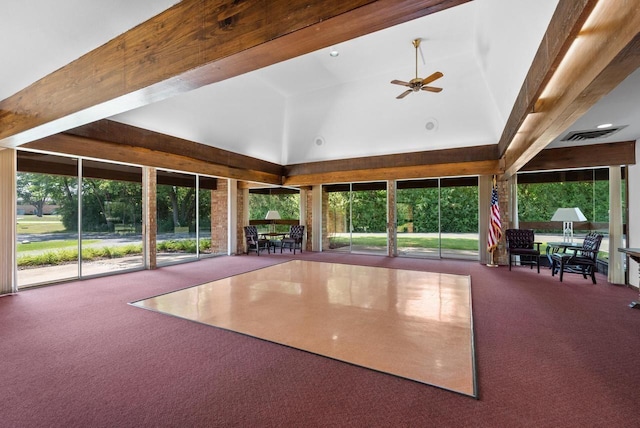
[486,174,499,267]
[487,249,498,267]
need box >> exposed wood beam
[25,134,282,185]
[522,141,636,171]
[285,145,498,176]
[0,0,468,148]
[66,120,283,176]
[284,160,501,186]
[497,0,597,158]
[502,0,640,177]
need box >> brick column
[303,187,313,251]
[387,180,397,257]
[236,184,248,255]
[143,167,157,269]
[321,186,330,251]
[210,179,228,254]
[494,176,510,265]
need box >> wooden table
[618,248,640,309]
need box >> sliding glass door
[326,182,387,255]
[396,179,440,257]
[396,177,479,260]
[80,159,143,276]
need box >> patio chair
[244,225,270,255]
[551,232,603,284]
[281,225,305,254]
[506,229,541,273]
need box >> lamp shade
[551,207,587,222]
[265,210,281,220]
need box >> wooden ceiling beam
[284,160,501,186]
[0,0,468,148]
[497,0,597,158]
[66,119,283,176]
[522,141,636,171]
[285,145,498,176]
[502,0,640,177]
[24,134,282,185]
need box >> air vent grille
[561,126,626,141]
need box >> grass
[330,235,479,251]
[17,215,66,234]
[17,239,99,252]
[17,239,212,267]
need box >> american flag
[487,180,502,253]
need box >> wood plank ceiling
[3,0,640,185]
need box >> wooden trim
[523,141,636,171]
[24,134,282,185]
[284,160,501,186]
[0,0,468,147]
[503,1,640,177]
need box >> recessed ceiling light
[329,48,339,57]
[425,118,439,131]
[596,123,613,129]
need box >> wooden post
[143,167,157,269]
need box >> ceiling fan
[391,38,443,99]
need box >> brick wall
[210,179,228,254]
[321,187,330,251]
[305,188,313,251]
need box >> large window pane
[326,187,351,252]
[81,160,143,276]
[17,152,79,288]
[325,182,387,255]
[396,177,478,260]
[440,177,479,259]
[517,168,617,263]
[396,179,440,258]
[351,183,387,255]
[157,170,198,265]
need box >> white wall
[628,141,640,287]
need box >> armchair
[551,232,603,284]
[281,225,305,254]
[244,225,270,255]
[505,229,541,273]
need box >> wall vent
[560,125,626,142]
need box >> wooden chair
[281,225,305,254]
[551,232,603,284]
[244,226,270,255]
[505,229,541,273]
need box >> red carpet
[1,253,638,427]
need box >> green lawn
[17,215,66,234]
[330,235,479,250]
[17,239,100,252]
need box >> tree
[17,173,58,217]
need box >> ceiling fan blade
[421,86,443,93]
[396,90,412,99]
[422,71,444,85]
[390,79,411,87]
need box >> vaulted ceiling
[1,0,639,185]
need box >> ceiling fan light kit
[391,38,443,99]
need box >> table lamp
[551,207,586,243]
[265,210,281,233]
